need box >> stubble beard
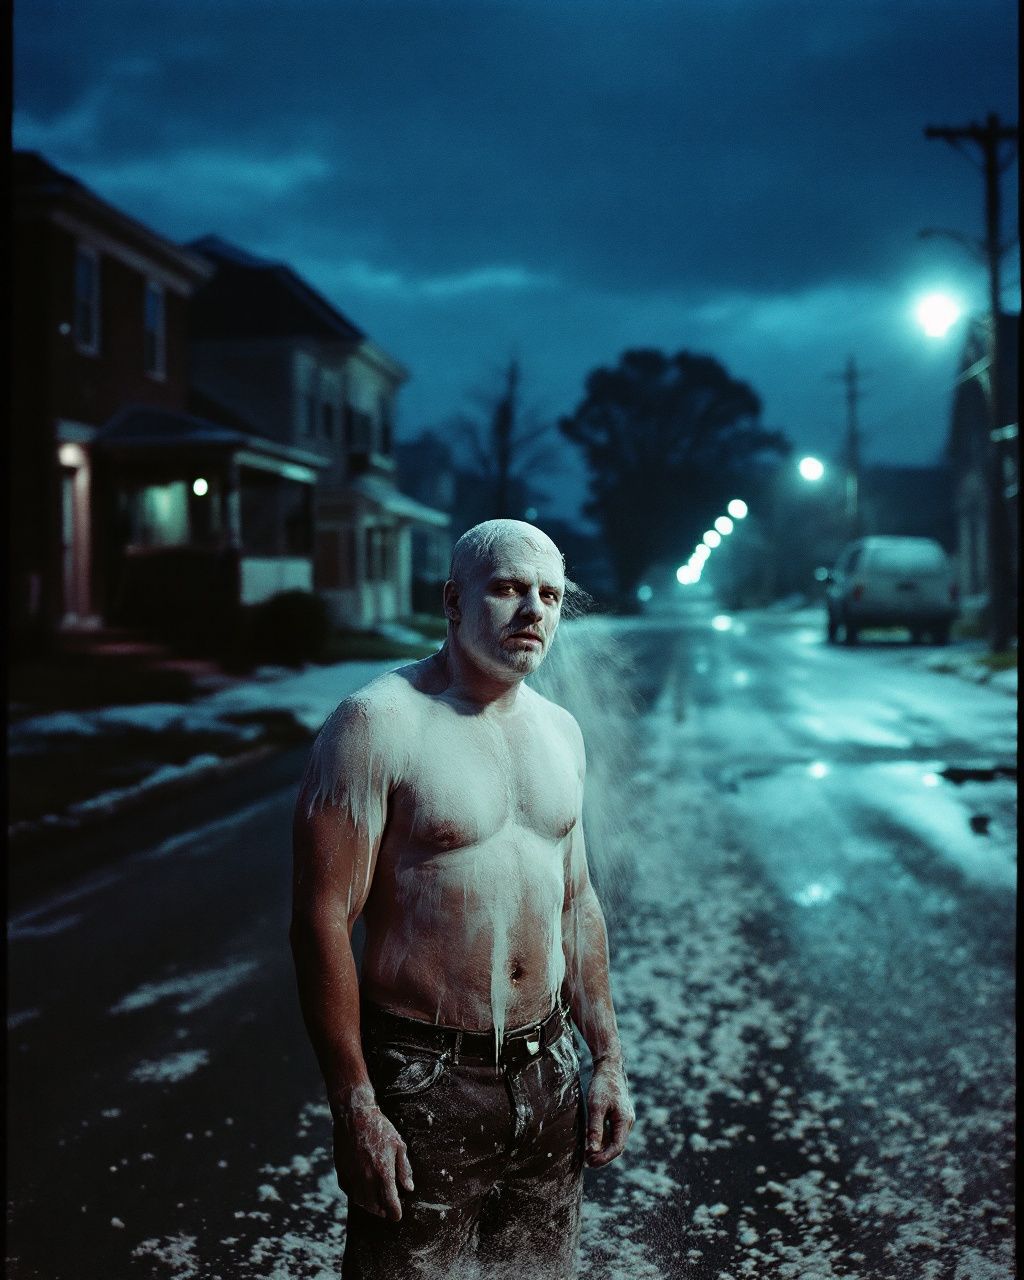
[480,630,547,678]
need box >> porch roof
[349,474,451,528]
[95,406,331,476]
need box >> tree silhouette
[559,348,789,597]
[452,358,555,522]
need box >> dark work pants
[341,1002,585,1280]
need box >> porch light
[192,478,209,497]
[59,443,86,467]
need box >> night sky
[15,0,1019,521]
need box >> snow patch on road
[131,1051,209,1084]
[111,960,259,1016]
[132,1233,199,1277]
[7,1008,41,1030]
[7,912,84,940]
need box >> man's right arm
[289,698,414,1221]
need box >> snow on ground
[131,1051,210,1085]
[110,960,260,1017]
[8,660,398,756]
[8,659,400,834]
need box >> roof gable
[14,151,212,287]
[188,235,365,344]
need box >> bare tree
[452,358,556,521]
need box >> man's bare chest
[390,711,580,851]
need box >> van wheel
[843,620,858,646]
[932,625,950,646]
[827,613,839,643]
[910,629,923,645]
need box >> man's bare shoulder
[522,685,585,763]
[320,666,429,745]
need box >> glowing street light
[692,545,710,563]
[797,455,825,482]
[702,529,722,549]
[714,515,734,536]
[676,565,694,585]
[915,291,962,339]
[727,498,748,520]
[192,477,209,496]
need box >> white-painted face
[453,533,565,680]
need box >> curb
[7,737,307,858]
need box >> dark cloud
[14,0,1019,493]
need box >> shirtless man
[290,519,634,1279]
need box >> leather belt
[361,999,570,1067]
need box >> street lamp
[702,529,722,549]
[797,456,825,483]
[714,515,734,536]
[727,498,748,520]
[915,291,962,339]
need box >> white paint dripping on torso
[300,668,582,1057]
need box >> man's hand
[585,1057,635,1168]
[333,1105,415,1221]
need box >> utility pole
[829,355,865,539]
[924,112,1019,651]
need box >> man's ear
[442,579,461,622]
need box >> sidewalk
[8,658,398,843]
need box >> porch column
[223,459,242,549]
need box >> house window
[343,528,357,586]
[364,527,394,582]
[295,353,318,438]
[318,528,358,588]
[129,482,190,547]
[365,526,380,581]
[316,531,340,588]
[283,484,313,554]
[143,281,166,379]
[350,408,373,453]
[74,245,100,354]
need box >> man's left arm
[561,730,635,1168]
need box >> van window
[868,542,946,572]
[840,547,863,573]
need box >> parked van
[824,536,958,645]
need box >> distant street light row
[672,455,827,590]
[675,499,748,586]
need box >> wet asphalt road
[6,606,1016,1279]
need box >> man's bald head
[449,519,565,588]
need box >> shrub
[250,590,330,666]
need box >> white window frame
[143,280,166,380]
[73,244,101,356]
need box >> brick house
[11,151,212,642]
[12,155,447,650]
[187,236,449,629]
